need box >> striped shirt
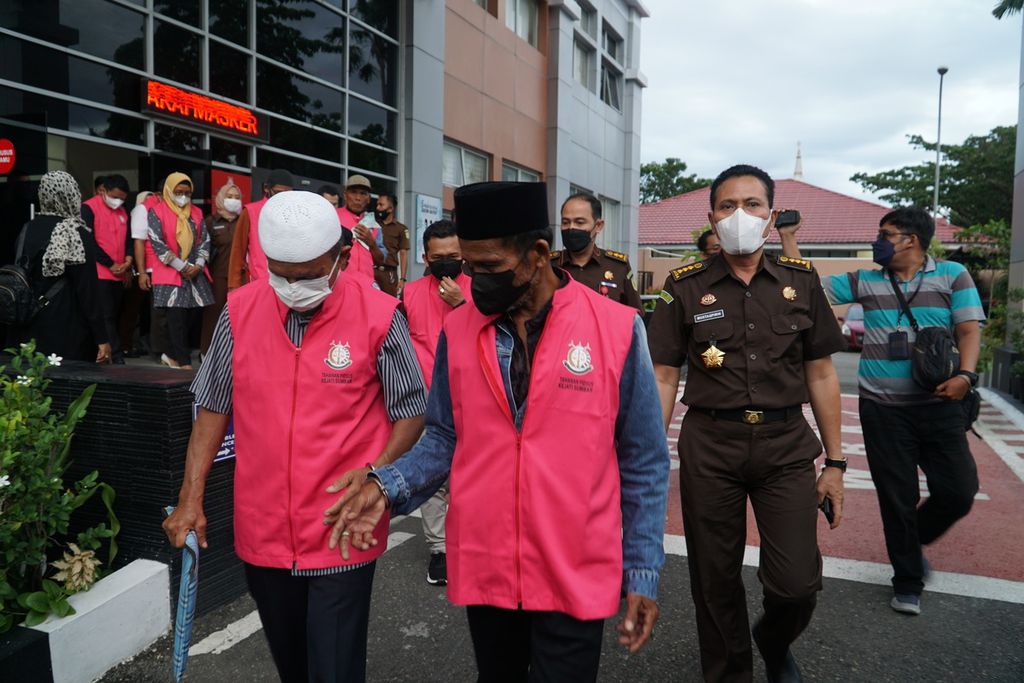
[824,257,984,406]
[191,303,427,577]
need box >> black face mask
[562,228,593,253]
[471,257,534,316]
[428,258,463,281]
[374,209,391,223]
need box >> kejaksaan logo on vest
[325,341,352,370]
[563,341,594,376]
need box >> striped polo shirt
[824,257,984,406]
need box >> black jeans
[466,606,604,683]
[244,562,376,683]
[96,279,123,356]
[859,398,978,596]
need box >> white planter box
[30,559,170,683]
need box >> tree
[850,125,1015,228]
[640,158,710,204]
[992,1,1023,19]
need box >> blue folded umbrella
[164,506,200,682]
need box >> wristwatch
[956,370,979,387]
[822,458,847,472]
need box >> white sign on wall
[413,194,443,264]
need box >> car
[838,303,864,351]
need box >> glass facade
[0,0,401,192]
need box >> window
[349,25,398,106]
[349,0,399,39]
[256,60,344,132]
[443,141,489,187]
[599,197,620,248]
[209,42,250,103]
[348,97,396,149]
[505,0,539,48]
[154,0,200,26]
[257,0,345,86]
[210,136,250,167]
[600,60,622,111]
[580,3,597,38]
[638,271,653,294]
[154,21,203,88]
[502,162,540,183]
[602,23,623,64]
[573,39,596,91]
[210,0,249,47]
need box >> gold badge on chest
[782,286,797,301]
[701,341,725,369]
[700,293,717,306]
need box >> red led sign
[143,80,267,142]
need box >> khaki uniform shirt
[552,247,643,312]
[382,220,410,269]
[647,254,846,409]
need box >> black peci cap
[453,181,548,240]
[266,168,295,188]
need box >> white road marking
[188,531,417,657]
[663,534,1024,604]
[975,389,1024,484]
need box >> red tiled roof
[639,179,959,246]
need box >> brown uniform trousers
[647,253,846,682]
[375,220,410,297]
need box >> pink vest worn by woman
[149,201,207,287]
[402,272,473,390]
[243,197,269,283]
[228,275,399,569]
[443,279,636,620]
[82,195,129,282]
[337,206,376,283]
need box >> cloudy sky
[639,0,1021,203]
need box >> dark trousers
[96,279,123,356]
[678,410,822,683]
[859,398,978,596]
[161,307,194,366]
[465,605,604,683]
[117,281,146,353]
[244,562,376,683]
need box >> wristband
[822,457,847,472]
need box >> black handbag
[889,271,959,391]
[0,224,66,326]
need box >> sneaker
[426,552,447,586]
[890,593,921,615]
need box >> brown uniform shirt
[552,247,643,312]
[381,220,410,269]
[647,253,845,410]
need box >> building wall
[546,0,645,262]
[442,0,548,210]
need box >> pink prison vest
[443,279,636,620]
[149,201,207,287]
[338,206,376,283]
[228,275,399,569]
[244,197,269,283]
[402,272,473,390]
[82,195,129,282]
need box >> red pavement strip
[664,387,1024,603]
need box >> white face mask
[173,194,190,208]
[715,208,770,255]
[268,255,340,312]
[103,195,124,210]
[224,198,243,214]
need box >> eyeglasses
[876,230,911,241]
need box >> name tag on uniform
[693,309,725,324]
[600,281,618,288]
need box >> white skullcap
[259,191,342,263]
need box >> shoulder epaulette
[549,250,561,260]
[670,261,706,281]
[604,249,629,263]
[776,255,813,272]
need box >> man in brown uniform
[647,165,847,683]
[554,192,643,311]
[373,193,410,297]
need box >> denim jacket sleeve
[372,332,456,514]
[617,316,670,600]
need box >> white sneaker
[890,594,921,615]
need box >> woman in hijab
[6,170,111,362]
[146,172,213,370]
[200,180,243,355]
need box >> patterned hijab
[37,170,87,277]
[161,172,195,259]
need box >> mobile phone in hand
[775,210,800,229]
[819,497,835,525]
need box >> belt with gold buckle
[690,407,800,425]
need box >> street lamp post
[933,66,949,218]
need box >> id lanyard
[893,269,925,331]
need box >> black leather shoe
[752,620,803,683]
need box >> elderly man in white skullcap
[164,190,427,682]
